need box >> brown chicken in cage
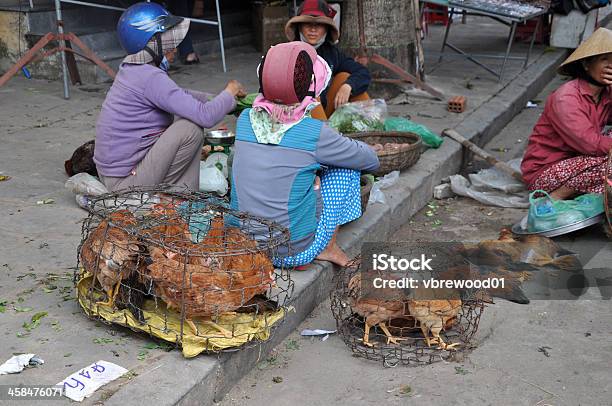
[347,273,415,347]
[143,210,276,338]
[80,210,145,309]
[407,294,462,351]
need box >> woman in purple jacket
[94,2,245,192]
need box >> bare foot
[316,241,351,267]
[549,186,576,200]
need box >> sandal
[184,54,200,65]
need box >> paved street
[0,14,610,405]
[219,78,612,406]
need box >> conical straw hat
[558,27,612,76]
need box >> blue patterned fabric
[274,167,362,267]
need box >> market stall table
[422,0,548,81]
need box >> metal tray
[205,130,235,146]
[511,213,605,238]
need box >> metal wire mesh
[330,258,485,367]
[76,185,294,354]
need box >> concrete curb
[100,46,570,406]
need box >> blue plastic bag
[527,190,604,232]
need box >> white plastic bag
[65,173,108,196]
[199,162,228,196]
[449,158,529,208]
[369,171,400,205]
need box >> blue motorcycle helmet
[117,2,183,66]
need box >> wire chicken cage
[330,258,485,367]
[76,186,294,357]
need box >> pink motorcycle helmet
[258,41,331,105]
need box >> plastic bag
[328,99,387,133]
[527,190,604,232]
[384,117,443,148]
[199,162,228,196]
[449,158,529,208]
[65,173,108,196]
[369,171,400,205]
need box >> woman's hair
[564,56,595,80]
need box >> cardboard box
[253,4,289,52]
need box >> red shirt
[521,78,612,186]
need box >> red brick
[447,96,467,113]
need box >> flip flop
[184,55,200,65]
[293,265,310,271]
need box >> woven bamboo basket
[360,175,373,214]
[605,148,612,239]
[349,131,423,176]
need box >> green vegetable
[233,93,259,114]
[328,100,387,134]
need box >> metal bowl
[205,130,235,146]
[511,213,605,238]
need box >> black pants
[167,0,195,57]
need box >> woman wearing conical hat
[521,27,612,198]
[285,0,371,120]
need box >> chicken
[80,210,144,309]
[143,214,275,338]
[407,287,462,351]
[65,139,97,177]
[463,229,581,271]
[347,273,413,347]
[453,230,584,304]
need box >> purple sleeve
[315,123,380,172]
[144,72,236,128]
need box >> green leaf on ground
[143,342,173,352]
[16,331,30,338]
[285,339,300,351]
[14,306,32,313]
[137,350,148,360]
[36,198,54,205]
[455,366,470,375]
[0,300,6,313]
[64,353,72,357]
[93,337,114,344]
[23,311,47,331]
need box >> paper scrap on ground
[300,329,337,336]
[0,354,44,375]
[526,101,538,108]
[57,360,127,402]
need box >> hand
[225,80,247,98]
[370,143,384,153]
[313,176,321,191]
[334,83,352,109]
[602,66,612,86]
